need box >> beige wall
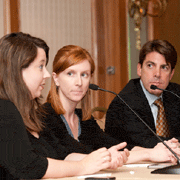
[20,0,92,101]
[0,0,4,37]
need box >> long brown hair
[0,32,49,132]
[47,45,95,120]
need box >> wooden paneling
[148,0,180,84]
[3,0,20,34]
[91,0,129,109]
[10,0,19,32]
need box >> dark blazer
[105,78,180,148]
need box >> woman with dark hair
[0,32,120,180]
[42,45,179,165]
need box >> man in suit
[105,39,180,148]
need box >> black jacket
[105,78,180,148]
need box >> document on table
[77,173,112,179]
[124,163,150,168]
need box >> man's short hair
[139,39,177,70]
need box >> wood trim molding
[147,0,161,40]
[10,0,20,32]
[91,0,99,108]
[3,0,20,34]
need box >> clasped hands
[79,142,129,175]
[107,142,129,169]
[85,142,129,170]
[152,138,180,164]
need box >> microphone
[150,85,180,99]
[89,83,180,174]
[89,84,117,95]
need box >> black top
[41,102,133,153]
[105,78,180,148]
[28,129,71,160]
[0,99,70,180]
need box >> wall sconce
[128,0,168,50]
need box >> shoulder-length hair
[0,32,49,132]
[47,45,95,120]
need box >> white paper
[77,173,112,179]
[124,164,150,167]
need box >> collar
[140,80,162,106]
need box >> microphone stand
[149,85,180,173]
[91,85,180,174]
[150,85,180,99]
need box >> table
[45,163,180,180]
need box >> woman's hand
[79,147,111,175]
[108,142,129,169]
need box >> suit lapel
[121,79,156,131]
[163,88,180,132]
